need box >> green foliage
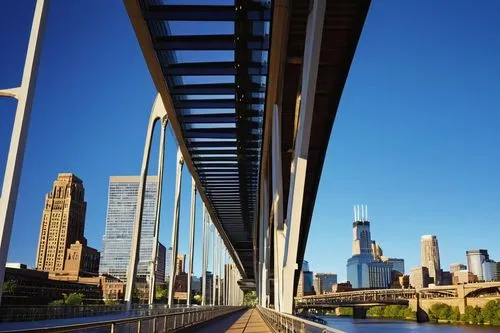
[337,307,353,316]
[193,294,202,305]
[429,303,453,321]
[242,291,257,307]
[366,306,384,317]
[64,292,84,306]
[49,293,84,306]
[366,305,415,320]
[155,284,168,302]
[2,280,17,294]
[49,299,66,306]
[104,297,120,306]
[478,300,500,325]
[404,307,416,320]
[463,305,483,325]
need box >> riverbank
[322,301,500,327]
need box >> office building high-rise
[99,176,158,281]
[36,173,89,272]
[313,273,337,294]
[421,235,441,285]
[466,249,489,281]
[371,241,383,260]
[382,257,405,274]
[165,247,172,278]
[297,260,314,296]
[176,254,186,275]
[156,243,166,284]
[409,266,429,289]
[482,260,497,282]
[347,205,392,288]
[450,263,467,274]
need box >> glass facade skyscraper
[99,176,157,281]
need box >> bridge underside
[271,0,371,298]
[125,0,370,300]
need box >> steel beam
[201,205,208,306]
[148,116,168,305]
[186,178,196,306]
[0,0,49,304]
[281,0,325,314]
[125,95,168,306]
[167,149,185,307]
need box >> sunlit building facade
[99,176,158,281]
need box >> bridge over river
[295,282,500,321]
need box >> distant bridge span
[295,282,500,320]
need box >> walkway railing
[257,306,344,333]
[2,306,244,333]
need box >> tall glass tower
[99,176,157,281]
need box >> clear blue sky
[1,1,499,282]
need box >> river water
[323,317,500,332]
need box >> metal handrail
[256,305,344,333]
[1,306,245,333]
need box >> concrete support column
[201,205,208,306]
[125,95,168,306]
[167,148,184,307]
[217,235,222,306]
[212,224,216,305]
[0,0,49,304]
[281,0,325,314]
[148,117,168,305]
[186,178,196,306]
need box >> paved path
[193,309,271,333]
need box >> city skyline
[1,1,500,282]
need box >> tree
[193,294,202,305]
[403,307,416,320]
[104,297,120,306]
[481,300,500,325]
[2,280,17,294]
[367,306,384,317]
[49,293,84,306]
[242,291,257,307]
[155,284,168,302]
[463,305,483,325]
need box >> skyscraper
[36,173,87,271]
[156,243,166,284]
[99,176,158,281]
[176,254,186,275]
[165,247,172,278]
[466,249,489,281]
[421,235,441,285]
[450,263,467,274]
[313,273,337,294]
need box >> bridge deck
[193,309,271,333]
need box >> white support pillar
[212,224,216,305]
[167,148,184,307]
[281,0,325,314]
[186,177,196,307]
[201,205,208,306]
[125,94,168,306]
[272,104,285,312]
[0,0,49,304]
[217,235,222,306]
[260,177,269,307]
[148,116,168,305]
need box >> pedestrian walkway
[193,308,271,333]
